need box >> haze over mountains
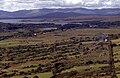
[0,8,120,19]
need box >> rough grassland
[1,28,120,47]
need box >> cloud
[0,0,120,11]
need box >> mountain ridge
[0,8,120,19]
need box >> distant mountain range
[0,8,120,19]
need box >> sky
[0,0,120,11]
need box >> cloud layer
[0,0,120,11]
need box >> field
[1,28,120,47]
[0,28,119,78]
[0,16,120,78]
[21,16,120,22]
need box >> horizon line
[0,7,120,12]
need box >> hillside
[0,8,120,19]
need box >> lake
[0,19,67,25]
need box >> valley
[0,16,120,78]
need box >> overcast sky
[0,0,120,11]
